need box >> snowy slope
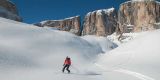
[81,35,118,52]
[0,17,160,80]
[107,32,149,45]
[0,17,100,67]
[97,29,160,80]
[0,17,115,80]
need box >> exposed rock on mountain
[118,0,160,33]
[0,0,22,21]
[34,16,81,36]
[82,8,118,36]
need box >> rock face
[0,0,22,21]
[118,0,160,33]
[82,8,118,36]
[34,16,81,36]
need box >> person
[62,56,71,73]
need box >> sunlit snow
[0,17,160,80]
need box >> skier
[62,56,71,73]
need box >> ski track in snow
[115,69,155,80]
[95,63,155,80]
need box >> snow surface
[107,32,147,45]
[0,17,114,80]
[0,17,160,80]
[86,7,115,16]
[97,30,160,80]
[81,35,118,52]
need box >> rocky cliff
[118,0,160,33]
[0,0,22,21]
[34,16,81,36]
[82,8,118,36]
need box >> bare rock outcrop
[0,0,22,21]
[82,8,118,36]
[34,16,81,36]
[118,0,160,33]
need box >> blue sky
[11,0,127,23]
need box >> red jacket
[64,58,71,65]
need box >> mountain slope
[0,17,116,80]
[0,17,160,80]
[97,29,160,80]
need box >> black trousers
[62,64,70,73]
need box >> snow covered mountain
[0,17,116,80]
[0,17,160,80]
